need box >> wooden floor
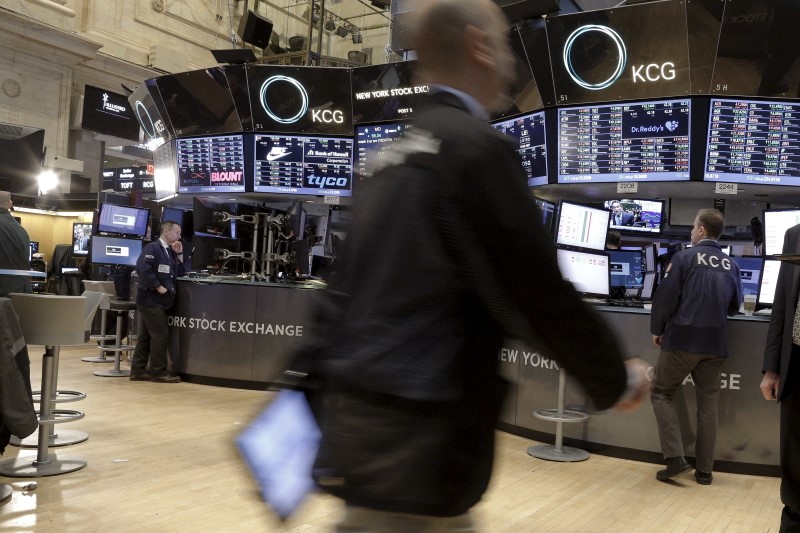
[0,344,784,532]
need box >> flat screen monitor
[192,196,233,237]
[557,98,691,183]
[491,111,548,186]
[161,206,185,226]
[252,134,353,196]
[81,85,140,142]
[604,199,665,234]
[704,99,800,186]
[641,272,657,300]
[72,222,92,256]
[644,244,658,272]
[555,201,610,252]
[556,248,610,298]
[758,259,781,307]
[97,203,150,237]
[128,80,173,149]
[176,134,246,193]
[732,256,764,297]
[763,209,800,256]
[351,61,426,123]
[90,235,143,267]
[534,197,556,236]
[720,245,731,256]
[152,140,177,201]
[29,241,39,261]
[354,122,412,183]
[190,235,240,271]
[609,250,644,289]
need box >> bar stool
[0,484,11,502]
[93,300,136,378]
[81,280,117,363]
[0,294,88,477]
[11,291,104,449]
[527,367,590,462]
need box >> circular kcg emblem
[134,101,157,139]
[563,25,627,91]
[259,75,309,125]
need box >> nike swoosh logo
[266,149,291,161]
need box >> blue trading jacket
[135,239,185,309]
[650,240,743,357]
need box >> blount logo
[307,175,348,188]
[211,171,243,183]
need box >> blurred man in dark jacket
[0,191,31,297]
[294,0,648,529]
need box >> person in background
[0,191,32,297]
[292,1,649,530]
[606,230,622,250]
[761,222,800,531]
[650,208,742,485]
[130,221,184,383]
[610,201,634,226]
[74,226,89,253]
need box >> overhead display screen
[354,122,412,183]
[154,68,242,136]
[246,65,354,136]
[557,98,691,183]
[176,135,246,193]
[492,111,548,186]
[545,0,690,105]
[128,80,173,149]
[82,85,140,142]
[351,61,428,124]
[253,134,353,196]
[704,99,800,186]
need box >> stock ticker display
[557,98,691,183]
[704,99,800,186]
[354,122,412,183]
[176,135,246,193]
[492,111,548,186]
[253,134,353,196]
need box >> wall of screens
[176,135,246,193]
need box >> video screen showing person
[604,199,664,234]
[72,222,92,255]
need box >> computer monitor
[176,134,246,193]
[556,248,610,299]
[763,209,800,256]
[640,272,657,300]
[609,250,644,289]
[90,236,143,267]
[719,245,731,255]
[604,199,665,235]
[644,244,658,272]
[555,201,610,252]
[192,196,233,237]
[534,197,556,236]
[29,241,39,261]
[491,110,548,186]
[97,203,150,237]
[354,122,413,184]
[732,256,764,297]
[758,259,781,307]
[72,222,92,256]
[190,235,240,271]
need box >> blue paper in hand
[236,389,321,520]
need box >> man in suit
[297,1,649,529]
[610,201,634,226]
[761,223,800,531]
[74,226,89,253]
[650,209,742,485]
[131,221,184,383]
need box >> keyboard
[582,298,608,305]
[753,308,772,316]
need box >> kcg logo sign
[259,75,344,125]
[563,24,677,91]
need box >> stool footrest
[89,334,117,342]
[96,345,136,352]
[31,390,86,404]
[533,408,588,423]
[35,409,85,425]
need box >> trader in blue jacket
[131,221,185,383]
[650,208,742,485]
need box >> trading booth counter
[168,282,778,473]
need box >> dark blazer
[611,211,635,227]
[764,224,800,400]
[135,239,185,309]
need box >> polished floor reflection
[0,344,783,532]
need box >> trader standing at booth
[0,191,32,297]
[130,221,184,383]
[650,208,742,485]
[295,0,649,530]
[761,223,800,532]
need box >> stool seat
[9,294,85,346]
[109,300,136,312]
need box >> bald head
[411,0,515,112]
[0,191,11,210]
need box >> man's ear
[464,24,494,69]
